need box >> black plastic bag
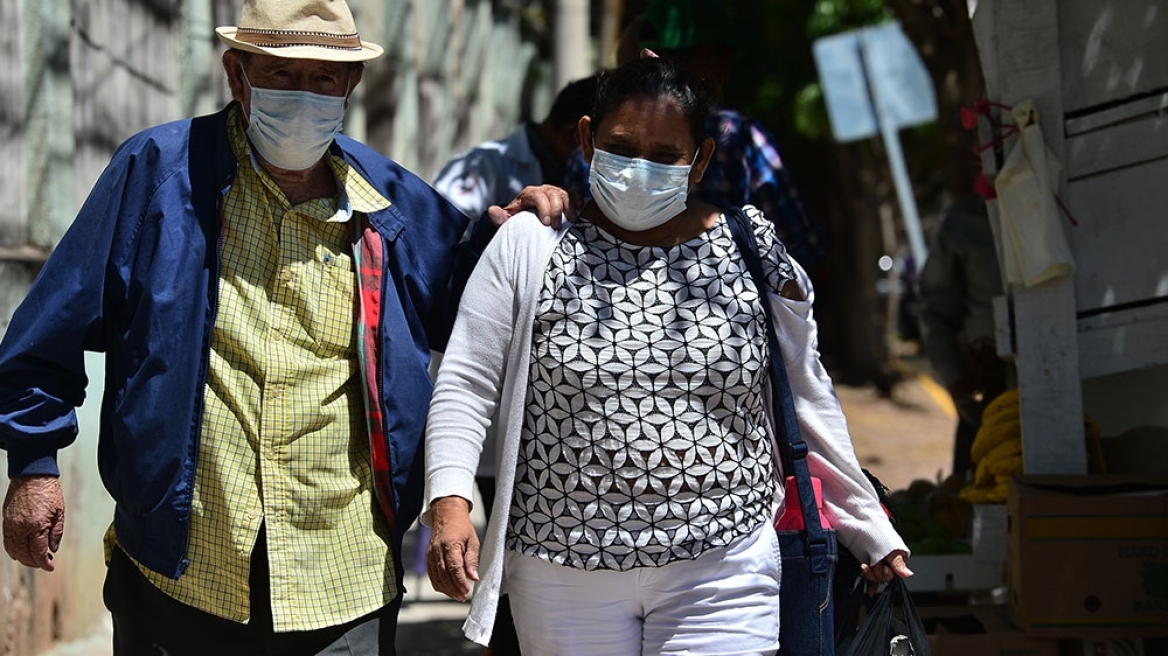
[838,577,931,656]
[835,470,896,647]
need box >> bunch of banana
[960,390,1021,504]
[959,389,1106,503]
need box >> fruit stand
[906,0,1168,651]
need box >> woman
[424,57,910,655]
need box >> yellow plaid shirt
[111,107,396,631]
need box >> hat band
[235,27,363,51]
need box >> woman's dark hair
[591,57,712,146]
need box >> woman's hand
[426,496,480,602]
[860,549,913,595]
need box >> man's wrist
[431,495,471,514]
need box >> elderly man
[0,1,566,653]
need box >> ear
[223,50,247,106]
[689,136,716,185]
[578,116,595,165]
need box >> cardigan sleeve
[423,213,540,518]
[769,259,909,565]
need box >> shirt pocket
[309,246,356,357]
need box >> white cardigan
[424,212,908,646]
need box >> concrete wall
[0,1,553,654]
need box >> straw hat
[216,0,383,63]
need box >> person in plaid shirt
[0,1,568,653]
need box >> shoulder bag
[726,206,839,656]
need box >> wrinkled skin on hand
[426,496,480,602]
[486,184,580,230]
[3,475,66,571]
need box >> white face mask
[588,147,694,232]
[243,69,348,171]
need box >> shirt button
[271,328,282,341]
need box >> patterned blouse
[506,205,796,571]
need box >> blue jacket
[0,105,470,581]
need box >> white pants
[503,522,782,656]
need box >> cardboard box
[920,605,1058,656]
[1008,475,1168,638]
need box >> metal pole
[859,29,929,270]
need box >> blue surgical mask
[243,69,347,171]
[588,148,694,232]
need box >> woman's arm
[768,259,910,570]
[423,213,539,599]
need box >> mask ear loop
[686,143,702,190]
[238,64,256,126]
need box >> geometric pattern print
[507,206,796,571]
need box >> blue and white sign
[812,21,938,266]
[813,22,937,142]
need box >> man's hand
[426,496,480,602]
[3,475,66,571]
[486,184,580,230]
[861,549,912,596]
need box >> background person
[435,75,600,231]
[917,194,1008,480]
[424,57,909,655]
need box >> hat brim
[216,27,383,63]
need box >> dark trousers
[104,534,401,656]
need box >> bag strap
[724,207,832,550]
